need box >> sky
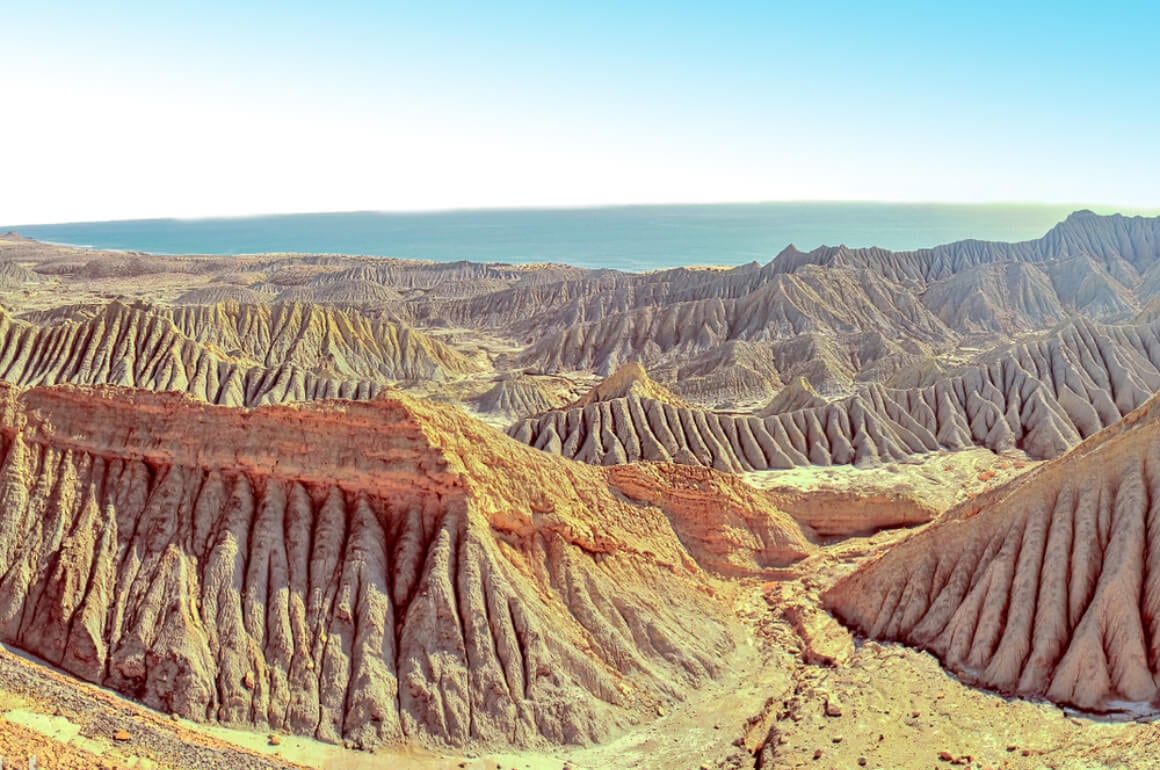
[2,0,1158,224]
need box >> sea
[6,202,1155,272]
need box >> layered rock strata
[0,383,808,747]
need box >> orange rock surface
[0,382,809,749]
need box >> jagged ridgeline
[0,383,808,747]
[0,300,478,405]
[491,211,1160,377]
[509,317,1160,469]
[825,391,1160,715]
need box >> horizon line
[7,198,1160,229]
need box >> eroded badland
[3,213,1160,768]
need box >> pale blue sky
[2,1,1157,223]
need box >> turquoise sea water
[6,203,1154,272]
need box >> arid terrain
[4,212,1160,768]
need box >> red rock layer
[0,383,807,748]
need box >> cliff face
[824,392,1160,714]
[607,462,811,576]
[0,383,806,748]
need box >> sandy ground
[744,446,1037,512]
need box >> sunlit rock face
[826,392,1160,714]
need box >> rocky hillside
[0,301,479,406]
[164,301,478,381]
[510,314,1160,470]
[6,212,1160,410]
[824,391,1160,714]
[0,383,808,748]
[491,212,1160,381]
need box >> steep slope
[760,376,826,415]
[511,316,1160,470]
[0,260,43,291]
[0,383,808,749]
[164,301,478,381]
[772,210,1160,285]
[470,373,573,419]
[0,301,480,406]
[516,267,955,375]
[607,463,811,575]
[824,392,1160,714]
[176,285,278,305]
[569,362,688,408]
[0,302,381,405]
[507,378,1045,472]
[504,213,1160,378]
[656,339,783,406]
[273,280,404,306]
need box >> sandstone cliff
[0,383,808,748]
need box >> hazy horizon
[7,199,1160,230]
[4,2,1157,225]
[11,201,1153,272]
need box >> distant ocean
[7,203,1154,272]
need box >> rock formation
[764,487,938,537]
[0,212,1160,760]
[760,376,826,415]
[607,463,811,575]
[0,260,43,290]
[0,301,477,406]
[824,391,1160,714]
[567,362,687,408]
[510,316,1160,470]
[163,300,477,381]
[470,373,574,419]
[0,382,808,748]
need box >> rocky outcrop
[569,362,687,408]
[511,316,1160,470]
[515,267,955,376]
[176,285,278,305]
[760,377,826,415]
[164,301,478,382]
[7,212,1160,411]
[772,210,1160,286]
[0,301,477,406]
[0,383,808,748]
[497,213,1160,379]
[824,391,1160,714]
[607,463,811,575]
[508,375,1058,472]
[764,488,938,538]
[0,260,43,290]
[659,340,783,406]
[470,374,573,419]
[274,280,404,306]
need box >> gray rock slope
[463,212,1160,381]
[510,317,1160,469]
